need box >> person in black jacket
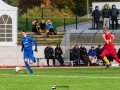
[39,20,46,32]
[110,4,119,30]
[32,20,38,34]
[96,45,105,65]
[117,48,120,58]
[44,44,55,67]
[102,5,110,28]
[79,44,92,66]
[96,45,103,60]
[92,6,101,29]
[72,45,80,65]
[55,44,64,66]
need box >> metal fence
[61,30,120,61]
[18,17,92,31]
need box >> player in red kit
[100,27,120,68]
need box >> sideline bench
[36,58,71,66]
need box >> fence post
[41,8,43,19]
[64,18,66,31]
[76,8,78,30]
[26,18,28,31]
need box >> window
[0,15,12,42]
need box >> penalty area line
[0,74,120,79]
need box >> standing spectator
[88,46,97,63]
[46,20,56,36]
[110,4,119,30]
[92,6,101,29]
[55,44,64,66]
[102,5,110,28]
[39,20,46,32]
[44,44,55,67]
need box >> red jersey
[104,32,114,50]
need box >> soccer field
[0,67,120,90]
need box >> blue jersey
[21,36,37,51]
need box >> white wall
[0,45,120,66]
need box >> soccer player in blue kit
[21,30,38,74]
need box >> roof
[0,0,17,11]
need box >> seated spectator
[80,44,91,66]
[69,45,74,61]
[44,44,55,67]
[117,48,120,58]
[96,45,105,65]
[80,44,88,57]
[32,20,38,34]
[107,54,113,62]
[88,46,97,63]
[39,20,46,32]
[72,45,80,65]
[55,43,64,66]
[46,20,56,37]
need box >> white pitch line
[0,74,120,79]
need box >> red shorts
[100,48,117,58]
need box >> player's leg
[24,59,33,74]
[23,52,33,74]
[100,49,110,64]
[100,49,111,68]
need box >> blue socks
[24,61,33,74]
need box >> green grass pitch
[0,67,120,90]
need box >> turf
[0,67,120,90]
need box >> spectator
[72,45,80,65]
[110,4,119,30]
[80,44,88,57]
[55,43,64,66]
[96,45,105,65]
[102,5,110,28]
[88,46,97,63]
[46,20,56,36]
[69,45,74,61]
[92,6,101,29]
[80,44,91,66]
[39,20,46,32]
[118,48,120,58]
[96,45,103,59]
[44,44,55,67]
[32,20,38,34]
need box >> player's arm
[112,34,114,41]
[21,41,24,52]
[30,36,38,52]
[102,34,109,44]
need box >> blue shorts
[24,50,35,61]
